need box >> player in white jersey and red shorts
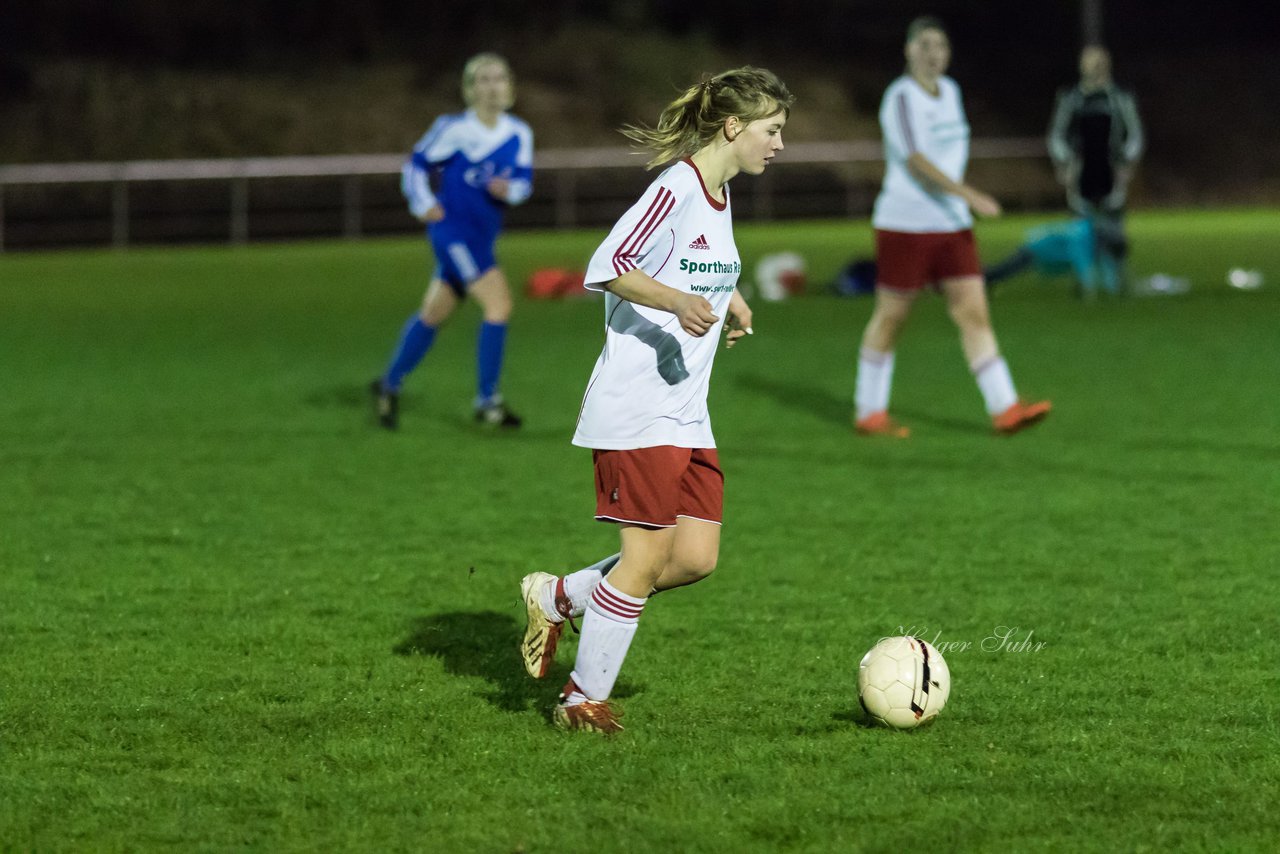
[518,67,794,734]
[853,17,1050,438]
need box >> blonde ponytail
[622,66,794,169]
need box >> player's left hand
[966,189,1003,219]
[725,297,754,349]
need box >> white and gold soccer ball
[857,636,951,729]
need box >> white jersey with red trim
[572,159,739,450]
[872,75,973,233]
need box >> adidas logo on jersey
[688,234,711,250]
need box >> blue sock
[476,321,507,403]
[383,315,436,392]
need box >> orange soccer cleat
[854,411,911,438]
[992,399,1052,435]
[554,697,625,735]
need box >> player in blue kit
[371,53,533,430]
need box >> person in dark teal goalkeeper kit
[985,215,1128,297]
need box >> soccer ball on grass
[857,635,951,729]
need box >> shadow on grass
[394,610,552,713]
[303,382,566,440]
[734,372,991,436]
[832,708,877,729]
[892,407,990,436]
[790,707,880,737]
[393,610,639,716]
[302,382,370,410]
[733,372,849,426]
[831,706,945,734]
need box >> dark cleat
[370,379,400,430]
[474,399,522,428]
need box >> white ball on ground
[857,635,951,729]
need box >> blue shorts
[428,226,497,298]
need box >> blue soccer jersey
[400,109,534,248]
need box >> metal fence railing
[0,138,1054,251]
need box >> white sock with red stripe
[565,578,646,704]
[564,553,620,617]
[855,348,895,421]
[972,355,1018,415]
[539,553,620,622]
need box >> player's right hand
[418,205,445,224]
[674,293,719,337]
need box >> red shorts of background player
[592,446,723,528]
[874,228,982,294]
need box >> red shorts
[592,446,723,528]
[875,229,982,293]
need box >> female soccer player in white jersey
[518,67,793,734]
[371,53,532,430]
[853,17,1050,438]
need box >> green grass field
[2,210,1278,851]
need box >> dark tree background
[2,1,1277,202]
[4,2,1274,65]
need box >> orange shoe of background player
[992,399,1052,435]
[854,411,911,438]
